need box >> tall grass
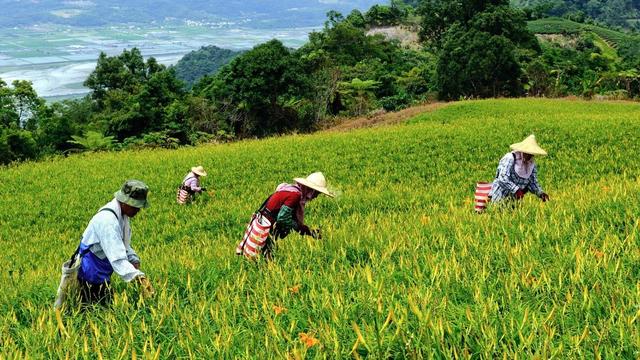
[1,98,639,358]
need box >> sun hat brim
[191,167,207,176]
[294,177,334,197]
[510,143,547,156]
[115,190,149,208]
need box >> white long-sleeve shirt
[182,172,202,192]
[80,198,144,282]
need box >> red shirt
[263,191,301,221]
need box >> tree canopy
[2,0,639,164]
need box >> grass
[1,98,639,358]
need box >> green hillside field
[528,17,640,49]
[1,98,639,358]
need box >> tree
[36,102,77,153]
[470,5,539,51]
[84,48,164,108]
[524,59,553,96]
[84,52,129,106]
[338,78,380,115]
[418,0,538,99]
[437,27,523,99]
[345,10,366,28]
[0,79,43,130]
[129,69,186,139]
[0,127,38,164]
[67,130,115,151]
[365,4,404,27]
[84,48,187,141]
[417,0,510,48]
[0,79,19,128]
[198,39,308,137]
[11,80,43,130]
[172,45,242,88]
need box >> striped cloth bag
[236,213,272,258]
[176,187,190,204]
[474,182,493,213]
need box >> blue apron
[76,208,120,285]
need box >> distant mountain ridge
[0,0,384,28]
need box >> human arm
[185,177,203,192]
[298,225,322,239]
[122,221,141,268]
[276,205,300,232]
[126,244,141,269]
[273,192,320,238]
[527,166,545,198]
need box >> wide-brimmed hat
[191,166,207,176]
[294,172,334,198]
[114,179,149,208]
[510,135,547,156]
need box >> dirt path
[324,102,451,132]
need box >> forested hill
[0,0,383,28]
[512,0,640,29]
[172,47,244,89]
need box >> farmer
[489,134,550,204]
[177,166,207,204]
[75,180,154,305]
[236,172,334,260]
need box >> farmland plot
[0,98,639,358]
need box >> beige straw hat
[294,172,334,197]
[510,135,547,156]
[191,166,207,176]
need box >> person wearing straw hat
[74,180,154,305]
[236,172,334,260]
[489,135,550,204]
[177,166,208,204]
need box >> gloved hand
[298,225,312,236]
[135,275,155,299]
[540,193,550,202]
[515,189,525,200]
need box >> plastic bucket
[474,182,492,213]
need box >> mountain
[0,0,385,28]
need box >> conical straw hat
[294,172,334,197]
[510,135,547,156]
[191,166,207,176]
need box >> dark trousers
[262,226,290,261]
[78,277,112,306]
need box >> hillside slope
[1,99,639,357]
[528,17,640,49]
